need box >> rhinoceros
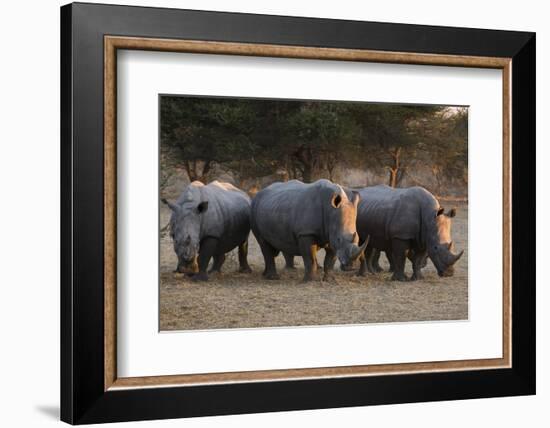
[162,180,252,281]
[353,185,464,281]
[251,179,368,282]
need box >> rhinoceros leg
[408,248,428,267]
[322,247,337,282]
[371,249,384,273]
[420,250,428,268]
[193,237,219,282]
[385,251,395,272]
[390,239,409,282]
[298,235,319,282]
[365,247,378,274]
[410,248,428,281]
[365,245,376,273]
[208,253,225,274]
[257,237,280,280]
[357,251,368,276]
[237,240,253,273]
[283,253,296,270]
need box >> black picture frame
[61,2,535,424]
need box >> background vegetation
[160,96,468,197]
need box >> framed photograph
[61,2,535,424]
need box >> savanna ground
[159,200,468,331]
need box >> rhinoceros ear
[436,207,445,217]
[197,200,209,214]
[448,208,457,218]
[331,193,343,209]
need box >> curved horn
[361,235,370,252]
[350,235,369,260]
[452,249,464,264]
[448,241,453,250]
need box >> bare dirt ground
[160,201,468,330]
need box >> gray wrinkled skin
[163,181,251,276]
[354,185,464,280]
[251,179,367,282]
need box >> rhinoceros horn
[452,249,464,264]
[350,235,370,260]
[162,198,180,212]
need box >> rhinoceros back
[192,181,251,253]
[251,179,336,255]
[356,185,440,246]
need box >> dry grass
[160,201,468,330]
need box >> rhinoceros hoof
[391,273,409,282]
[191,272,209,282]
[238,266,253,274]
[322,274,336,282]
[263,272,280,280]
[410,273,424,281]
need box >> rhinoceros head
[162,193,208,274]
[429,207,464,277]
[327,189,368,266]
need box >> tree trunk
[387,147,404,188]
[324,152,337,182]
[388,168,398,188]
[293,146,318,183]
[431,166,443,195]
[183,160,197,182]
[200,160,212,182]
[327,167,334,182]
[183,159,212,183]
[302,164,313,183]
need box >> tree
[410,107,468,194]
[160,96,467,195]
[347,103,445,187]
[279,102,360,182]
[160,97,261,183]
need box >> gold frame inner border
[104,35,512,391]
